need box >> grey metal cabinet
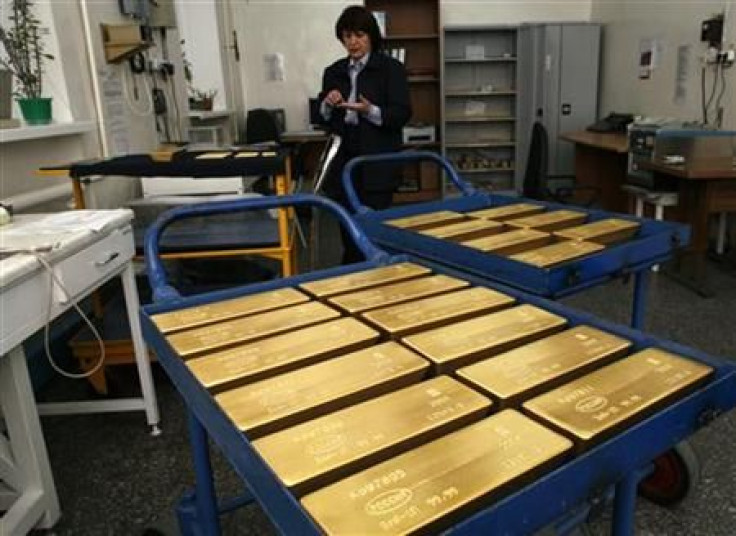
[517,23,601,188]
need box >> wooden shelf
[386,33,439,40]
[446,116,516,123]
[459,167,516,174]
[408,76,439,83]
[445,141,516,149]
[445,57,517,63]
[445,90,516,97]
[402,141,441,149]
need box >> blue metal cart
[141,194,733,536]
[340,152,690,329]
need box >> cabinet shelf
[408,76,439,83]
[402,141,441,149]
[445,90,516,97]
[386,33,439,40]
[446,116,516,123]
[445,57,517,63]
[445,141,516,149]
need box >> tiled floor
[36,218,736,535]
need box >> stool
[622,185,679,272]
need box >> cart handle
[144,193,387,302]
[341,151,476,213]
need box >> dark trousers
[322,126,396,264]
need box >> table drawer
[53,225,134,304]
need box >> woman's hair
[335,5,383,51]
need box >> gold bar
[166,301,340,358]
[554,218,641,245]
[523,348,713,448]
[361,287,515,338]
[457,325,632,408]
[385,211,467,231]
[151,287,309,334]
[300,410,572,535]
[215,342,430,438]
[186,317,380,391]
[462,229,552,256]
[299,262,431,298]
[506,210,587,232]
[465,203,545,222]
[253,376,492,496]
[509,241,605,268]
[419,219,504,242]
[326,275,470,314]
[402,304,567,374]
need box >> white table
[0,209,160,534]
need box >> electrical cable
[122,66,153,116]
[0,249,107,380]
[701,66,708,124]
[714,63,727,128]
[704,64,720,124]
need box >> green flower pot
[18,97,52,125]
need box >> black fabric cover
[64,150,287,179]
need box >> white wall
[233,0,592,131]
[442,0,591,25]
[591,0,735,128]
[0,1,163,211]
[175,0,227,110]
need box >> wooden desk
[560,131,629,212]
[639,160,736,296]
[281,130,329,189]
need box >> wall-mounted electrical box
[149,0,177,28]
[701,16,724,47]
[101,23,149,63]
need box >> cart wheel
[638,440,700,506]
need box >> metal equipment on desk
[140,194,735,536]
[340,151,690,329]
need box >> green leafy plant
[0,0,54,99]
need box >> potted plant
[181,39,216,112]
[0,0,54,125]
[189,88,217,112]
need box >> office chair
[523,121,600,207]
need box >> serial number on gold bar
[509,241,605,268]
[457,325,632,407]
[151,287,309,334]
[554,218,641,245]
[402,304,567,373]
[166,301,340,358]
[214,342,430,438]
[361,287,515,337]
[506,210,587,232]
[384,211,467,231]
[326,275,470,314]
[253,375,491,495]
[186,317,380,390]
[462,229,551,256]
[300,409,572,535]
[523,348,713,446]
[299,262,431,298]
[465,203,545,222]
[418,219,504,242]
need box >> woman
[319,5,411,263]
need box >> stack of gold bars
[151,262,712,534]
[386,204,642,268]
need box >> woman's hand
[324,89,344,107]
[339,95,373,114]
